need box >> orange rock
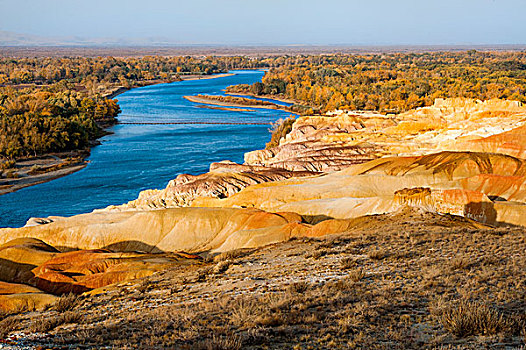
[0,238,58,283]
[459,125,526,159]
[0,281,57,313]
[458,174,526,202]
[30,249,199,294]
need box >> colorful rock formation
[1,98,525,311]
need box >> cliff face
[245,98,526,168]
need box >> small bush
[450,257,472,271]
[441,301,511,337]
[340,257,358,270]
[214,249,253,262]
[55,293,81,312]
[197,334,242,350]
[348,268,365,282]
[31,311,83,333]
[265,116,296,149]
[368,249,387,260]
[307,249,328,260]
[287,281,309,294]
[0,316,18,339]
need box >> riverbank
[0,153,88,196]
[0,72,238,197]
[225,92,298,105]
[183,94,294,113]
[104,73,236,99]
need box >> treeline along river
[0,70,294,228]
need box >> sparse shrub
[265,116,296,149]
[441,301,512,337]
[288,281,309,294]
[197,334,242,350]
[337,314,358,334]
[324,278,355,293]
[348,268,365,282]
[368,249,387,260]
[214,249,253,262]
[55,293,81,312]
[31,311,83,333]
[450,257,472,271]
[212,260,231,274]
[307,249,328,260]
[0,316,18,339]
[229,297,263,327]
[340,257,357,270]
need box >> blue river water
[0,70,294,228]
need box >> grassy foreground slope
[2,208,525,349]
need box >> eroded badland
[1,98,526,349]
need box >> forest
[226,51,526,113]
[2,51,526,162]
[0,56,267,161]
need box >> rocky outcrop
[245,112,392,172]
[31,249,199,294]
[107,161,319,211]
[245,98,526,171]
[0,281,57,313]
[0,208,361,254]
[103,98,526,213]
[0,237,202,311]
[194,151,526,226]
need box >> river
[0,70,293,228]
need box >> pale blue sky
[0,0,524,45]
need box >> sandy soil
[180,73,235,81]
[0,155,87,196]
[195,104,255,112]
[184,95,292,113]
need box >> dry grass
[30,311,83,333]
[8,211,526,349]
[0,316,18,339]
[340,256,358,269]
[440,301,516,337]
[368,248,388,260]
[54,293,82,312]
[213,248,254,262]
[196,334,242,350]
[347,268,365,282]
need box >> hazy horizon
[1,0,525,46]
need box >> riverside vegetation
[1,50,526,348]
[0,56,272,191]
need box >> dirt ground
[1,208,525,349]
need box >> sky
[0,0,524,45]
